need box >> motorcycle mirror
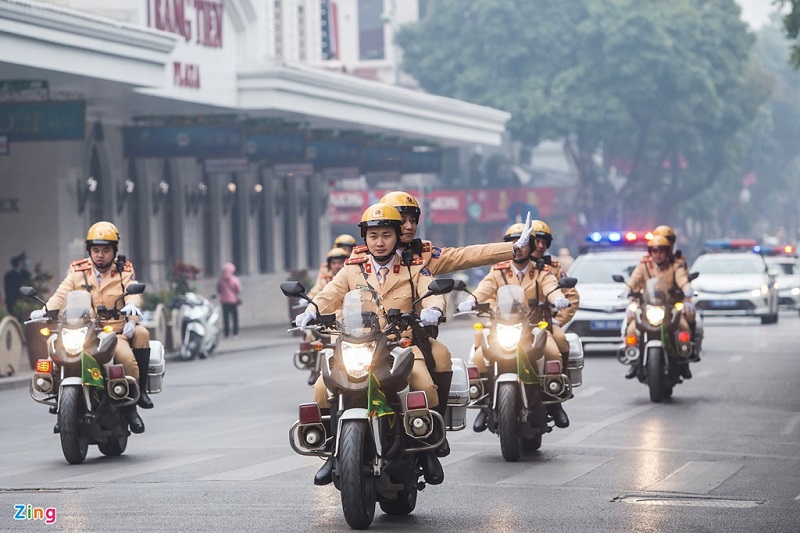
[280,281,308,298]
[452,279,467,291]
[688,272,699,282]
[19,286,37,298]
[427,278,455,295]
[558,277,578,289]
[612,274,625,283]
[126,283,146,295]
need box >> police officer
[333,234,357,256]
[623,235,695,380]
[31,222,146,433]
[460,222,572,430]
[309,235,357,299]
[294,204,447,487]
[307,247,349,299]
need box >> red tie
[379,267,389,287]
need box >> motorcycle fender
[642,340,662,366]
[97,331,116,354]
[58,380,90,415]
[493,373,528,410]
[186,321,205,336]
[390,346,413,373]
[334,409,382,458]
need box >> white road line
[0,464,50,480]
[729,355,744,363]
[499,455,612,486]
[646,461,743,494]
[795,493,800,501]
[575,386,604,397]
[558,404,654,445]
[781,413,800,436]
[57,454,223,483]
[694,370,713,379]
[199,454,319,481]
[440,450,480,468]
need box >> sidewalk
[0,324,298,392]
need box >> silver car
[563,250,643,353]
[764,254,800,314]
[690,252,779,324]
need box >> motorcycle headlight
[62,327,88,356]
[645,306,665,326]
[496,323,523,352]
[341,341,376,379]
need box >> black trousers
[222,303,239,337]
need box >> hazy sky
[736,0,783,29]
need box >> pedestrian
[217,262,242,339]
[4,252,31,317]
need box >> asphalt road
[1,312,798,532]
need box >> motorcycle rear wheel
[59,387,89,464]
[647,348,665,403]
[498,382,522,462]
[339,421,376,529]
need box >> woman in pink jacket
[217,262,242,338]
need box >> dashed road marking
[499,455,612,486]
[57,454,223,483]
[645,461,743,494]
[558,404,654,445]
[199,454,319,481]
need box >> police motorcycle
[293,328,333,386]
[455,278,583,462]
[172,291,220,361]
[613,272,699,403]
[22,284,165,464]
[282,278,467,530]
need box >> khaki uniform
[307,262,332,299]
[625,255,692,342]
[545,258,580,357]
[309,252,447,408]
[46,258,141,379]
[470,260,566,373]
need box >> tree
[397,0,769,232]
[776,0,800,68]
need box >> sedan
[765,255,800,314]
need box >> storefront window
[358,0,385,60]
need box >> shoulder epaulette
[493,261,512,271]
[70,258,92,272]
[541,264,551,272]
[421,240,432,253]
[352,245,368,254]
[345,256,369,265]
[550,259,560,268]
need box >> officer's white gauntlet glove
[457,300,476,313]
[513,212,533,250]
[123,321,135,339]
[29,309,46,320]
[294,311,317,331]
[419,308,442,326]
[684,287,695,299]
[120,303,142,317]
[553,297,570,311]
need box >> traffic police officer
[307,247,349,299]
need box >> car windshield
[692,255,764,274]
[569,255,639,283]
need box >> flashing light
[36,360,52,373]
[310,341,324,351]
[762,244,797,257]
[678,332,691,343]
[585,230,651,246]
[608,231,621,242]
[625,335,638,346]
[703,239,760,252]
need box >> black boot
[133,348,154,409]
[431,371,453,457]
[307,370,320,386]
[625,365,638,379]
[419,451,444,485]
[547,403,569,428]
[314,405,336,485]
[679,362,692,379]
[124,405,145,434]
[688,323,701,362]
[473,409,488,432]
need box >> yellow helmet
[379,191,421,222]
[503,223,527,242]
[326,247,349,263]
[531,219,553,247]
[358,203,403,238]
[647,235,672,250]
[86,221,120,249]
[333,234,357,249]
[653,225,676,244]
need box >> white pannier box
[565,333,584,387]
[147,340,166,393]
[445,358,470,431]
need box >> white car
[690,252,779,324]
[764,254,800,314]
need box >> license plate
[590,320,622,331]
[710,300,737,308]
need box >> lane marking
[646,461,743,494]
[57,454,223,483]
[694,370,713,379]
[781,413,800,436]
[441,450,480,468]
[199,454,319,481]
[499,455,612,486]
[558,404,654,445]
[574,386,604,398]
[729,355,744,363]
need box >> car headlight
[341,341,376,379]
[645,306,665,326]
[62,327,88,356]
[791,287,800,296]
[496,323,523,352]
[750,285,768,297]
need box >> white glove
[684,288,695,299]
[457,300,476,313]
[553,297,570,311]
[29,309,46,320]
[294,311,317,331]
[123,321,135,339]
[682,301,695,314]
[514,211,533,250]
[120,303,142,317]
[419,308,442,326]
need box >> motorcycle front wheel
[339,420,376,529]
[498,382,522,462]
[647,347,665,403]
[59,387,89,464]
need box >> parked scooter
[172,292,220,361]
[23,284,165,464]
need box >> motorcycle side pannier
[147,340,166,393]
[565,333,584,387]
[445,358,470,430]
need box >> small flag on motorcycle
[367,372,395,422]
[81,353,104,389]
[516,346,538,384]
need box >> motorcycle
[171,292,220,361]
[23,284,165,464]
[613,272,699,402]
[454,277,583,462]
[293,328,333,386]
[281,278,467,529]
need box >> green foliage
[776,0,800,68]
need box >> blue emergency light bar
[586,230,653,245]
[702,239,760,252]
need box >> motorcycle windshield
[494,285,528,321]
[644,278,669,306]
[341,288,384,340]
[60,290,94,326]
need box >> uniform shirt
[307,261,332,299]
[627,254,691,296]
[46,257,142,334]
[472,259,566,310]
